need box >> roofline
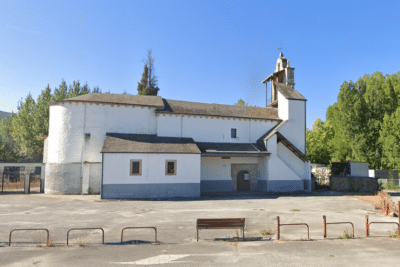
[101,151,201,154]
[155,111,282,121]
[201,152,270,157]
[261,70,285,83]
[49,100,163,108]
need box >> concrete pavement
[1,191,400,266]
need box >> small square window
[165,160,177,175]
[130,160,142,176]
[231,128,237,138]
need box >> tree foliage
[137,50,160,96]
[234,99,257,107]
[307,71,400,169]
[0,80,101,162]
[306,118,334,165]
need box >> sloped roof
[276,132,309,162]
[101,133,201,154]
[51,93,165,108]
[257,120,288,145]
[275,83,307,101]
[197,142,269,157]
[157,99,280,121]
[50,93,281,121]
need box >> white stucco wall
[157,115,182,137]
[277,142,308,180]
[277,92,306,154]
[266,134,302,181]
[268,155,302,181]
[47,103,158,164]
[350,162,369,177]
[157,114,278,143]
[200,157,258,181]
[257,157,268,180]
[278,91,289,120]
[103,153,201,184]
[159,116,275,143]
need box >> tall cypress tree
[137,64,149,95]
[137,50,160,96]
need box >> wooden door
[237,170,250,191]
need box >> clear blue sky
[1,0,399,129]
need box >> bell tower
[262,52,295,107]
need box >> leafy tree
[137,50,160,96]
[0,80,101,162]
[235,99,247,106]
[326,103,352,162]
[306,118,334,165]
[380,107,400,170]
[307,71,400,169]
[234,99,257,107]
[0,115,21,162]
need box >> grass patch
[389,228,400,238]
[261,229,273,236]
[337,230,352,239]
[291,209,300,212]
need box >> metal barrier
[67,228,104,246]
[121,227,157,244]
[365,215,400,237]
[323,215,354,238]
[9,228,49,246]
[276,216,309,240]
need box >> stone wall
[231,164,258,191]
[330,176,378,193]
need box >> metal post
[365,215,369,237]
[387,201,390,216]
[196,229,199,242]
[323,215,326,238]
[383,200,386,215]
[398,201,400,236]
[276,216,280,240]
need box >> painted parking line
[111,253,266,265]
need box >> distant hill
[0,111,11,120]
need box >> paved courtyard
[1,191,400,266]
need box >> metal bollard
[276,216,280,240]
[365,215,369,237]
[323,215,326,238]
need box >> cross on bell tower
[261,51,295,107]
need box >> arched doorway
[237,170,250,191]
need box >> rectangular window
[165,160,177,175]
[231,128,237,138]
[130,160,142,176]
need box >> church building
[43,53,311,199]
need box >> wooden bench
[196,218,245,242]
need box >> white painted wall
[103,153,201,184]
[277,142,308,180]
[268,155,302,181]
[174,116,276,143]
[200,157,258,181]
[157,115,182,137]
[257,157,268,180]
[350,162,369,177]
[266,133,302,181]
[278,91,289,120]
[47,104,85,163]
[277,91,306,154]
[47,103,158,164]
